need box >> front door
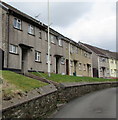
[0,49,4,70]
[66,59,69,75]
[74,61,77,73]
[21,48,28,74]
[93,68,98,78]
[87,64,90,77]
[56,57,59,74]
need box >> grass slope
[1,71,47,99]
[32,72,118,83]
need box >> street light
[47,0,51,77]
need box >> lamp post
[47,0,51,77]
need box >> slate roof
[1,1,92,54]
[82,43,118,60]
[82,43,108,57]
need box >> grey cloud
[8,2,93,27]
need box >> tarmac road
[53,88,117,118]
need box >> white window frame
[79,63,82,70]
[35,51,41,62]
[70,61,73,67]
[9,44,18,54]
[75,47,78,54]
[44,32,48,40]
[79,63,82,71]
[100,67,103,72]
[70,45,74,53]
[13,18,21,30]
[28,24,35,35]
[51,35,55,44]
[61,57,65,64]
[59,39,62,46]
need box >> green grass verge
[32,72,118,83]
[1,71,47,99]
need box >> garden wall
[2,81,118,119]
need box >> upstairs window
[9,44,18,54]
[51,35,55,44]
[28,25,35,35]
[35,51,41,62]
[59,39,62,46]
[70,45,74,53]
[101,58,106,62]
[44,32,48,40]
[13,18,21,30]
[84,52,87,57]
[75,47,78,54]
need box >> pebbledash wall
[2,82,118,119]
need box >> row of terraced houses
[0,2,118,78]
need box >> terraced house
[81,43,110,78]
[70,42,92,77]
[1,2,93,77]
[82,43,118,78]
[92,48,118,78]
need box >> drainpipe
[97,56,100,78]
[91,54,93,77]
[69,42,71,75]
[7,11,9,68]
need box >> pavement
[52,88,117,118]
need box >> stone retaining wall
[58,82,118,102]
[2,81,118,119]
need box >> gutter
[6,11,9,68]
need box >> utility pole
[47,0,51,77]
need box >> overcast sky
[3,0,117,52]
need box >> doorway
[21,48,28,74]
[66,59,69,75]
[87,64,91,77]
[93,68,98,78]
[56,57,59,74]
[74,60,77,75]
[102,67,105,78]
[0,49,4,70]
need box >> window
[75,47,78,54]
[100,58,106,62]
[79,63,82,70]
[70,61,73,67]
[59,39,62,46]
[70,45,74,53]
[28,25,35,35]
[51,35,55,44]
[44,32,48,40]
[84,52,88,57]
[13,18,21,29]
[39,30,42,39]
[35,51,41,62]
[100,67,103,72]
[61,57,65,64]
[9,44,18,54]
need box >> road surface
[53,88,117,118]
